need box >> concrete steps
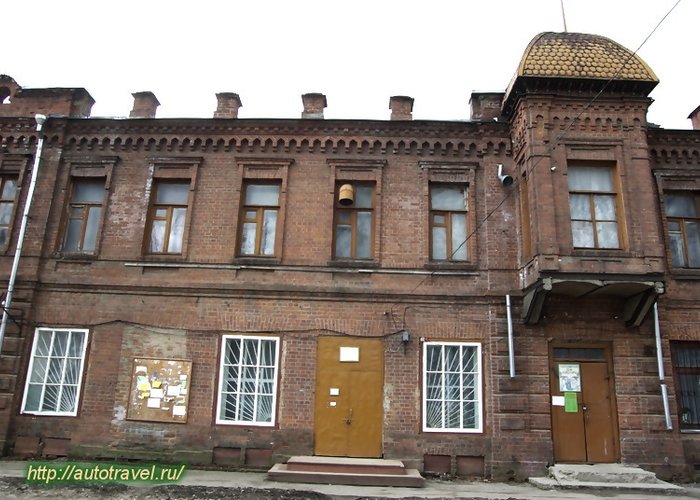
[529,463,685,494]
[267,455,425,487]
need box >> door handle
[582,405,587,412]
[345,408,353,425]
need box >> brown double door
[313,336,383,457]
[550,345,620,463]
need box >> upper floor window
[238,183,280,257]
[430,184,467,261]
[334,182,374,259]
[664,193,700,268]
[568,165,620,249]
[0,175,18,247]
[423,341,482,433]
[62,179,105,254]
[21,328,89,416]
[147,181,189,254]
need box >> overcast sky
[3,0,696,129]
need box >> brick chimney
[689,105,700,130]
[214,92,242,118]
[301,93,327,119]
[130,91,160,118]
[389,96,414,120]
[469,92,505,121]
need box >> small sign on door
[558,363,581,392]
[339,346,360,362]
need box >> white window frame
[20,327,89,417]
[216,335,280,427]
[422,341,482,433]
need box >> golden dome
[516,32,658,82]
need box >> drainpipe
[0,114,46,356]
[654,302,673,430]
[506,294,515,378]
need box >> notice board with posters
[126,358,192,424]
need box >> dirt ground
[0,477,466,500]
[0,477,337,500]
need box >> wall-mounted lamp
[497,164,513,186]
[401,329,410,354]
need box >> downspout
[654,302,673,430]
[506,294,515,378]
[0,114,46,355]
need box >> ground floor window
[423,341,482,432]
[216,335,280,426]
[21,328,89,416]
[672,341,700,430]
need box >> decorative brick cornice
[0,118,510,158]
[648,129,700,165]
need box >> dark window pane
[597,221,619,248]
[572,221,595,247]
[83,207,101,252]
[669,233,686,267]
[335,225,351,258]
[246,185,279,206]
[73,180,104,203]
[156,183,189,204]
[432,227,447,260]
[665,194,697,218]
[569,195,591,220]
[552,348,605,360]
[1,179,17,199]
[355,186,373,208]
[431,186,466,210]
[0,202,13,225]
[241,222,256,255]
[262,210,277,255]
[150,220,166,252]
[568,166,613,192]
[451,213,467,260]
[64,219,82,252]
[356,212,371,258]
[687,222,700,268]
[167,207,186,253]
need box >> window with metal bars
[672,342,700,430]
[21,328,88,416]
[423,341,482,432]
[216,335,280,426]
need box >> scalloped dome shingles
[517,32,658,82]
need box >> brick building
[0,32,699,480]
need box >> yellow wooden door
[314,336,383,457]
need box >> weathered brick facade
[0,32,699,480]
